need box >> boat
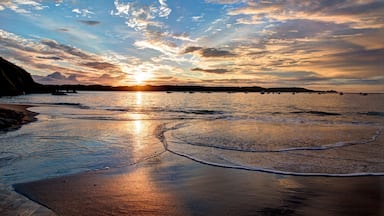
[52,90,67,95]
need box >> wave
[35,102,90,109]
[170,129,382,153]
[51,102,82,106]
[0,152,22,167]
[156,122,384,177]
[291,110,341,116]
[160,134,384,177]
[359,112,384,117]
[104,107,225,116]
[72,116,198,121]
[105,108,131,112]
[172,109,225,115]
[163,148,384,177]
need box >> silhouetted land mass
[1,57,325,96]
[51,84,319,93]
[0,57,49,96]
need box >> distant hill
[57,84,317,93]
[0,57,47,96]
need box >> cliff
[0,57,46,96]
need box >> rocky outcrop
[0,57,46,96]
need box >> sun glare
[134,72,151,84]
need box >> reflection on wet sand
[14,152,384,216]
[15,161,186,215]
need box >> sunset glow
[0,1,383,92]
[134,72,151,85]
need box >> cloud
[255,71,329,83]
[56,28,69,32]
[72,8,95,17]
[54,0,63,6]
[184,46,203,54]
[205,0,243,4]
[40,39,91,59]
[228,1,384,29]
[312,48,384,78]
[201,48,236,58]
[134,39,178,56]
[112,0,171,31]
[192,15,204,22]
[91,73,128,86]
[191,67,231,74]
[77,20,101,26]
[81,61,120,71]
[0,29,128,86]
[171,32,196,42]
[184,46,236,58]
[158,0,172,17]
[0,0,47,13]
[177,1,383,91]
[2,1,383,91]
[36,56,62,60]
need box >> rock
[0,57,47,96]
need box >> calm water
[0,92,384,213]
[0,91,383,187]
[1,91,383,215]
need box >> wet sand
[0,103,56,215]
[2,103,383,215]
[14,152,384,216]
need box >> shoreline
[13,152,384,216]
[1,102,383,215]
[0,103,38,132]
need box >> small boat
[52,90,67,95]
[52,92,67,96]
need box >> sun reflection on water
[134,120,142,135]
[135,91,142,106]
[134,120,143,150]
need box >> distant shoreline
[43,84,327,93]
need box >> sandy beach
[14,152,384,216]
[0,103,56,215]
[0,97,383,215]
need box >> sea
[0,91,383,213]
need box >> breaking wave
[157,120,384,177]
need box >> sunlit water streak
[0,92,383,187]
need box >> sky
[0,0,383,92]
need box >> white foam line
[166,148,384,177]
[159,122,384,177]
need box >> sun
[134,72,151,84]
